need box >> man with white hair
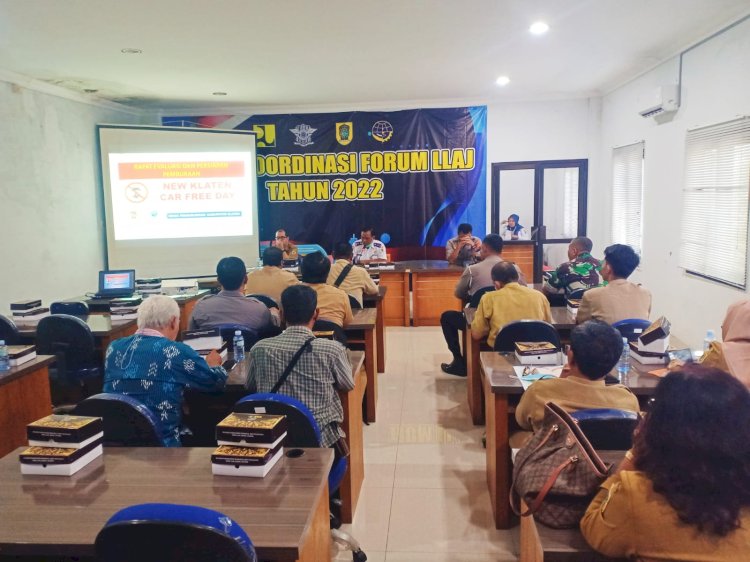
[103,295,228,446]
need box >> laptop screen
[98,270,136,295]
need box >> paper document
[513,365,564,391]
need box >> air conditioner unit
[638,85,680,118]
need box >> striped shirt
[249,326,354,446]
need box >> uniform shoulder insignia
[353,240,364,247]
[373,241,384,248]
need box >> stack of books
[135,278,162,296]
[10,300,49,323]
[20,415,103,476]
[514,341,560,365]
[211,413,287,478]
[7,345,36,367]
[566,298,581,318]
[183,328,228,360]
[629,316,671,365]
[109,296,143,320]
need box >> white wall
[598,17,750,347]
[0,81,143,308]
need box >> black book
[10,299,42,311]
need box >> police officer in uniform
[352,227,388,265]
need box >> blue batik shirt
[104,331,227,446]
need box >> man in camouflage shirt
[544,237,602,297]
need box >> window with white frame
[680,117,750,289]
[611,142,645,254]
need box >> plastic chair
[36,315,101,407]
[468,286,493,308]
[213,323,260,352]
[246,294,278,309]
[493,320,561,352]
[296,243,328,257]
[612,318,652,342]
[348,295,362,310]
[313,319,348,345]
[72,393,168,446]
[234,394,366,562]
[0,314,20,345]
[570,408,640,450]
[50,301,90,316]
[95,503,257,562]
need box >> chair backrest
[567,288,587,300]
[246,294,278,309]
[72,393,167,446]
[312,319,348,345]
[468,286,493,308]
[50,301,90,316]
[494,320,561,352]
[612,318,652,342]
[296,244,328,257]
[213,324,260,352]
[348,295,362,310]
[95,503,257,562]
[570,408,640,450]
[0,314,20,345]
[36,314,97,373]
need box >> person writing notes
[501,214,530,240]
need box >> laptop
[95,270,136,299]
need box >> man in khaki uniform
[301,251,352,327]
[471,262,551,349]
[576,244,651,325]
[327,243,379,307]
[274,229,298,261]
[245,246,299,304]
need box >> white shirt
[352,238,387,263]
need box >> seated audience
[446,223,482,265]
[103,295,227,446]
[189,257,277,331]
[245,246,299,303]
[581,366,750,560]
[274,228,298,261]
[352,226,388,265]
[440,234,525,376]
[576,244,651,325]
[700,299,750,388]
[501,213,531,240]
[249,285,354,447]
[327,242,379,307]
[301,251,353,327]
[543,236,601,297]
[514,320,639,442]
[471,262,551,350]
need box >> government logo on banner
[252,124,276,148]
[336,122,353,146]
[290,124,316,147]
[371,120,393,143]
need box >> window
[611,142,645,254]
[680,117,750,289]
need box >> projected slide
[108,151,255,240]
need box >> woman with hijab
[502,214,531,240]
[700,299,750,387]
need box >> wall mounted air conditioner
[638,85,680,118]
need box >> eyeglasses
[275,236,288,240]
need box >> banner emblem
[290,124,317,147]
[252,124,276,147]
[336,122,353,146]
[371,120,394,143]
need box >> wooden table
[501,241,535,283]
[346,308,378,423]
[0,446,333,561]
[363,284,387,373]
[16,315,138,354]
[0,355,54,458]
[480,352,660,529]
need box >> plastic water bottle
[703,329,716,353]
[0,340,9,372]
[617,337,630,382]
[233,331,245,362]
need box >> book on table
[514,341,560,365]
[27,415,104,448]
[7,345,37,367]
[10,299,42,311]
[19,442,103,476]
[11,307,50,322]
[216,413,288,447]
[211,444,284,478]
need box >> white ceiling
[0,0,748,111]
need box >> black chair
[72,393,167,446]
[95,503,257,562]
[493,320,561,352]
[568,288,587,300]
[0,314,20,345]
[36,315,101,407]
[468,286,493,308]
[348,295,362,310]
[313,319,348,346]
[246,294,278,309]
[612,318,651,342]
[50,301,89,316]
[214,323,260,352]
[570,408,640,450]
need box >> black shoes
[441,359,467,377]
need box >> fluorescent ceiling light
[495,75,510,86]
[529,21,549,35]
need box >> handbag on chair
[510,402,612,528]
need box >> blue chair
[234,393,366,561]
[0,314,20,345]
[72,393,168,446]
[95,503,256,562]
[213,323,260,352]
[494,320,561,352]
[612,318,651,342]
[50,300,89,316]
[296,243,328,257]
[570,408,640,450]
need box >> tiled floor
[334,327,518,561]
